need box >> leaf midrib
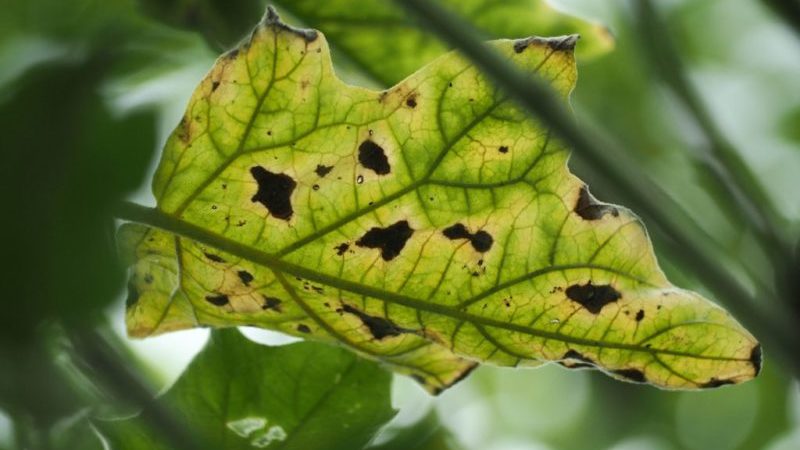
[116,201,750,364]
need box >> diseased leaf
[119,9,760,394]
[273,0,613,86]
[96,329,395,450]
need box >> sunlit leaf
[119,9,760,394]
[96,329,395,450]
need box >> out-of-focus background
[1,0,798,449]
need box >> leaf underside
[120,9,760,394]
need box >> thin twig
[634,0,795,295]
[760,0,800,37]
[391,0,800,376]
[68,327,205,450]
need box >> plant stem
[634,0,794,295]
[391,0,800,376]
[67,328,205,450]
[760,0,800,37]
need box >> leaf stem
[391,0,800,377]
[760,0,800,37]
[67,327,205,450]
[633,0,794,292]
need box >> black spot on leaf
[559,350,596,369]
[750,344,762,375]
[442,223,493,253]
[335,243,350,256]
[341,304,406,339]
[635,309,645,322]
[356,220,414,261]
[614,368,646,383]
[471,231,494,252]
[565,282,621,314]
[575,185,619,220]
[443,223,470,240]
[296,324,311,333]
[499,146,509,154]
[406,96,417,108]
[250,166,296,220]
[205,294,229,306]
[125,282,139,308]
[315,164,333,177]
[211,81,220,92]
[204,252,225,263]
[262,296,282,312]
[513,40,528,53]
[358,140,391,175]
[701,378,735,389]
[237,270,254,286]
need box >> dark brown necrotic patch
[358,140,391,175]
[701,378,735,389]
[750,344,762,375]
[204,252,225,263]
[334,243,350,256]
[262,296,282,312]
[125,282,139,308]
[250,166,296,220]
[565,282,621,314]
[296,324,311,333]
[205,294,229,306]
[614,368,646,383]
[635,309,645,322]
[341,304,405,340]
[559,349,596,369]
[406,97,417,108]
[442,223,493,253]
[315,164,333,177]
[356,220,414,261]
[237,270,254,286]
[575,185,619,220]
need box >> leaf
[275,0,614,86]
[119,9,760,393]
[96,329,395,450]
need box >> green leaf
[97,329,395,450]
[119,9,760,394]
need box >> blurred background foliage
[0,0,798,449]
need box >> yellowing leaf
[119,9,760,394]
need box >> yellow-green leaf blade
[123,11,760,393]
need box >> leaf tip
[261,5,318,42]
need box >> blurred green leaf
[0,56,157,340]
[138,0,613,86]
[97,329,395,450]
[368,411,462,450]
[275,0,613,86]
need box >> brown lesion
[574,185,619,220]
[355,220,414,261]
[565,282,621,314]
